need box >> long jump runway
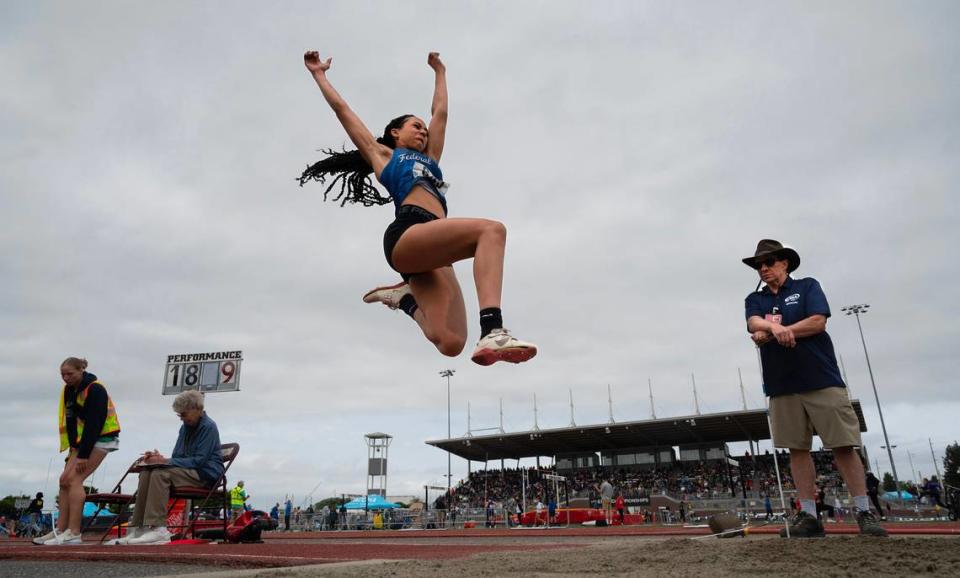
[0,533,584,571]
[2,523,958,574]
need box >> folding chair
[84,459,146,543]
[167,442,239,541]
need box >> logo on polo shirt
[784,293,801,305]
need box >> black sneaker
[856,509,888,537]
[779,511,825,538]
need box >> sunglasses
[754,257,781,269]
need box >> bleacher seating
[443,450,848,509]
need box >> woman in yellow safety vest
[34,357,121,545]
[230,481,249,519]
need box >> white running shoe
[127,526,172,545]
[471,328,538,366]
[107,526,144,545]
[362,282,411,310]
[43,529,83,545]
[32,529,57,545]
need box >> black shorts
[383,204,439,282]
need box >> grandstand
[427,402,866,465]
[426,402,869,514]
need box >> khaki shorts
[769,386,862,450]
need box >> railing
[272,491,958,533]
[276,507,578,531]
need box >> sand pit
[267,536,960,577]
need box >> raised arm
[304,52,392,176]
[425,52,448,161]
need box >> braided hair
[298,114,413,207]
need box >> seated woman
[115,390,223,545]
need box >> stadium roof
[426,400,866,462]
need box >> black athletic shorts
[383,204,439,282]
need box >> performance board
[162,351,242,395]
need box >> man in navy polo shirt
[743,239,886,538]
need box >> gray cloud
[2,1,957,506]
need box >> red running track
[0,539,581,569]
[260,522,960,539]
[1,523,956,569]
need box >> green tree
[313,497,346,511]
[943,442,960,490]
[882,472,896,492]
[0,495,30,518]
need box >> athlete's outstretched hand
[428,52,445,72]
[304,51,332,74]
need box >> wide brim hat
[742,239,800,273]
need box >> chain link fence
[279,505,581,531]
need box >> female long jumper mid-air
[300,51,537,366]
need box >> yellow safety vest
[58,381,121,453]
[230,486,247,508]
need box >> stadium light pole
[906,449,918,485]
[928,438,944,496]
[440,369,455,500]
[881,444,899,481]
[841,304,902,504]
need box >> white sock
[853,495,870,512]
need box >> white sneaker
[107,526,144,545]
[43,529,83,545]
[362,282,411,310]
[127,526,172,545]
[32,529,57,545]
[471,328,538,366]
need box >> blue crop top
[378,148,449,216]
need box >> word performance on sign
[163,351,242,395]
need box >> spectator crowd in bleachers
[440,450,852,509]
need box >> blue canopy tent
[342,494,399,510]
[881,490,916,501]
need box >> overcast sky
[2,1,958,509]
